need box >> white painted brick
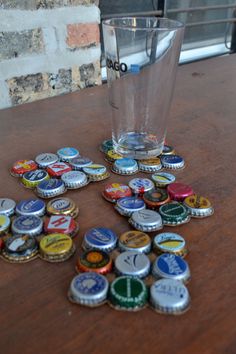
[0,80,11,109]
[42,27,58,53]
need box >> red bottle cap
[44,215,78,237]
[167,182,194,202]
[11,160,38,177]
[47,162,72,177]
[102,183,132,202]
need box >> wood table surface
[0,54,235,354]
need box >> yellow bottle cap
[119,231,151,253]
[40,233,74,261]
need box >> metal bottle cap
[40,233,75,262]
[143,188,170,209]
[115,251,150,278]
[69,272,109,306]
[10,159,38,177]
[0,215,11,234]
[77,250,113,275]
[70,157,93,170]
[2,235,38,263]
[35,153,59,168]
[151,172,176,187]
[150,278,190,314]
[0,198,16,216]
[161,145,175,155]
[109,276,148,310]
[161,155,185,170]
[44,215,79,238]
[61,171,89,189]
[57,147,80,162]
[83,227,118,252]
[46,197,78,218]
[16,199,46,217]
[100,139,113,153]
[47,162,72,177]
[153,232,188,257]
[128,178,154,195]
[102,183,132,203]
[112,158,138,175]
[11,215,43,236]
[138,158,162,172]
[83,164,110,181]
[21,169,50,188]
[36,179,66,198]
[167,182,194,202]
[115,196,146,217]
[152,253,191,283]
[159,202,190,226]
[183,194,214,218]
[129,209,163,232]
[105,149,123,163]
[119,231,151,253]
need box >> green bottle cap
[109,276,148,311]
[159,202,190,226]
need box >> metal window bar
[167,4,236,14]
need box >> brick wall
[0,0,101,109]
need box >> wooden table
[0,54,235,354]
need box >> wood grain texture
[0,54,235,354]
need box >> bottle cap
[39,233,75,262]
[2,235,38,263]
[36,179,66,198]
[47,162,72,177]
[150,279,190,314]
[57,147,80,162]
[151,172,176,187]
[105,149,123,163]
[100,139,113,153]
[10,159,38,177]
[128,178,154,195]
[109,276,148,310]
[167,182,194,202]
[44,215,79,238]
[70,157,93,170]
[153,232,188,257]
[35,153,59,168]
[159,202,190,226]
[115,196,146,217]
[0,198,16,216]
[112,158,138,175]
[61,171,89,189]
[143,188,170,209]
[16,199,46,217]
[138,158,162,173]
[161,155,185,170]
[11,215,43,236]
[129,209,163,232]
[83,164,110,182]
[114,251,150,278]
[161,145,175,155]
[119,231,151,253]
[46,197,78,218]
[102,183,132,203]
[183,195,214,218]
[21,169,50,189]
[0,215,11,234]
[83,227,118,252]
[152,253,190,283]
[69,272,109,306]
[76,250,113,275]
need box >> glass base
[113,132,164,160]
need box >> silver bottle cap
[11,215,43,236]
[112,158,139,175]
[183,195,214,218]
[35,153,59,168]
[161,155,185,170]
[0,198,16,216]
[129,209,163,232]
[151,172,176,187]
[138,158,162,172]
[57,147,80,162]
[150,278,190,314]
[128,178,154,194]
[61,171,89,189]
[152,253,190,283]
[36,179,66,198]
[70,157,93,170]
[115,196,146,217]
[153,232,187,257]
[69,272,109,306]
[16,199,46,217]
[83,227,118,252]
[114,251,150,278]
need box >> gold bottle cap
[46,197,78,217]
[40,233,74,261]
[119,231,151,253]
[183,195,214,218]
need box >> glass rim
[102,17,184,31]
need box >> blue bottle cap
[83,227,118,252]
[36,179,66,198]
[152,253,190,283]
[115,196,146,217]
[128,178,154,194]
[16,199,46,217]
[161,155,185,170]
[57,147,80,161]
[11,215,43,236]
[112,158,138,175]
[70,157,93,170]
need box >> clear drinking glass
[102,17,184,159]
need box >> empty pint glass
[102,17,184,159]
